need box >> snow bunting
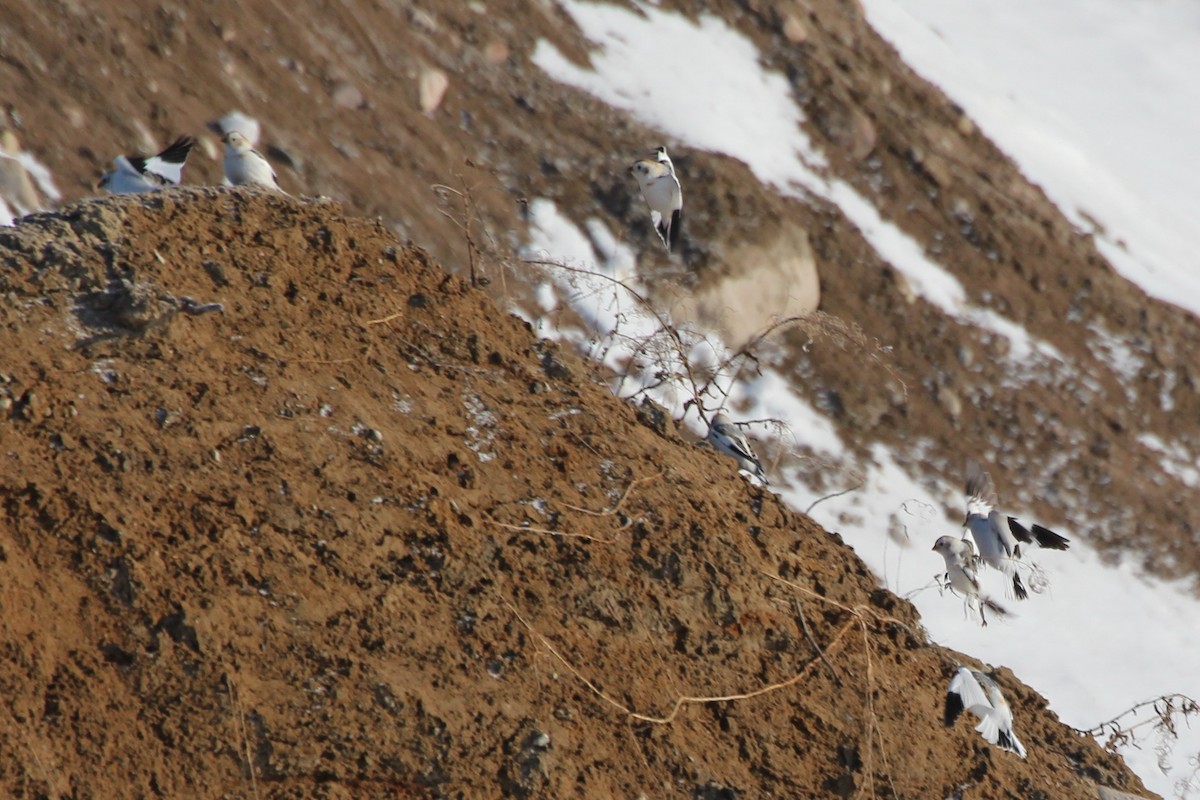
[98,135,196,194]
[932,535,991,626]
[945,667,1027,758]
[706,413,768,484]
[630,146,682,253]
[222,131,282,191]
[963,463,1069,600]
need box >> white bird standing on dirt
[221,131,282,191]
[630,145,683,253]
[706,413,768,484]
[963,463,1070,600]
[932,535,996,626]
[944,666,1027,758]
[98,135,196,194]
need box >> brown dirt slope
[4,0,1200,582]
[0,191,1142,798]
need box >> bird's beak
[930,543,938,552]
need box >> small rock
[484,40,510,64]
[332,81,365,109]
[848,109,877,161]
[419,68,450,114]
[782,13,808,43]
[410,9,437,31]
[936,385,962,423]
[892,271,917,305]
[636,397,673,438]
[203,261,229,287]
[20,390,40,420]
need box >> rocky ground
[0,189,1148,798]
[4,0,1197,580]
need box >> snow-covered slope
[862,0,1200,320]
[530,2,1200,795]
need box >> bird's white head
[710,412,734,430]
[932,535,963,555]
[629,159,668,185]
[222,131,252,152]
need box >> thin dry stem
[225,671,261,800]
[364,311,404,326]
[503,598,855,725]
[805,477,867,515]
[557,473,662,517]
[483,516,621,544]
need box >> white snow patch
[1138,433,1200,490]
[534,0,1063,372]
[860,0,1200,322]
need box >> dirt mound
[5,0,1200,587]
[0,192,1144,797]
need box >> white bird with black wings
[98,136,196,194]
[945,666,1027,758]
[963,463,1070,599]
[706,413,768,484]
[629,145,683,253]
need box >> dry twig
[557,472,662,517]
[504,597,856,725]
[483,516,621,544]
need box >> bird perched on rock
[630,145,682,253]
[222,130,283,191]
[932,535,1003,626]
[963,463,1070,600]
[98,135,196,194]
[945,666,1027,758]
[706,413,768,484]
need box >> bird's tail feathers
[668,208,682,253]
[974,711,1003,747]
